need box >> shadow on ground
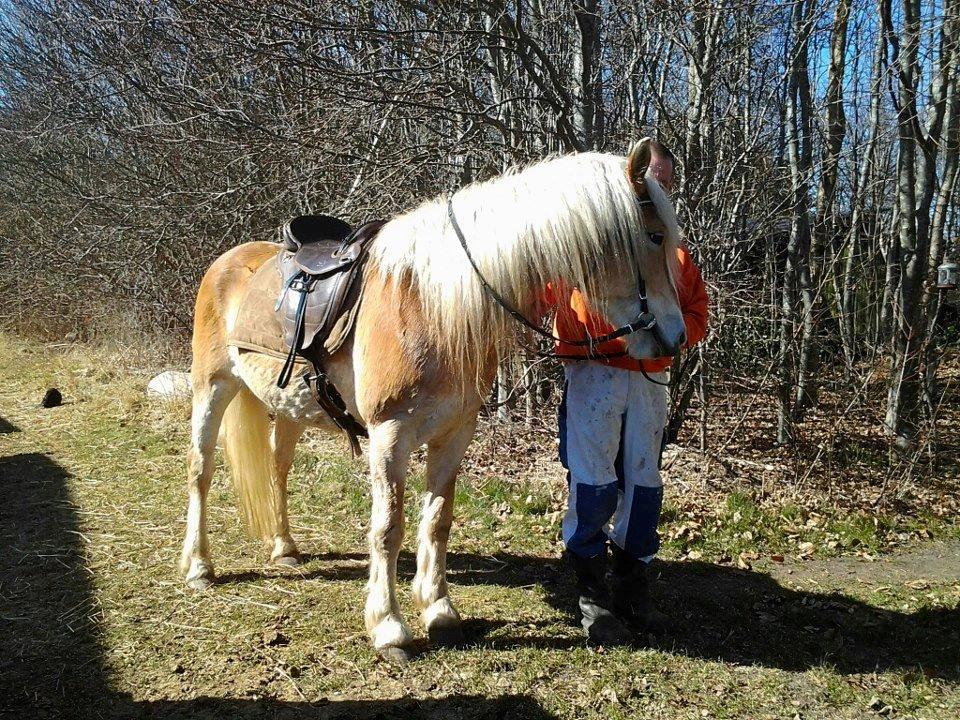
[295,545,960,677]
[0,451,555,719]
[0,416,19,433]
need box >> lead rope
[447,198,656,347]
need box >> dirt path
[770,541,960,587]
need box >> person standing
[548,142,708,645]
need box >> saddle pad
[228,249,360,360]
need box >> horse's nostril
[678,331,687,349]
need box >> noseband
[447,196,672,386]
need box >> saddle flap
[291,239,366,276]
[277,253,359,349]
[276,219,388,354]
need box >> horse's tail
[220,386,276,541]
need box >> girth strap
[301,367,366,457]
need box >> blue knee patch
[622,485,664,559]
[566,482,618,558]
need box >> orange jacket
[544,246,708,372]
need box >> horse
[179,138,686,662]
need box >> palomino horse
[180,139,686,662]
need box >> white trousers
[558,362,669,561]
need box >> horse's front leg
[365,420,415,662]
[412,420,475,647]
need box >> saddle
[274,214,386,454]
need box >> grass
[1,333,959,719]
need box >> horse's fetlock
[269,535,299,562]
[182,556,215,584]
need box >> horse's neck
[455,197,574,310]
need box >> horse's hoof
[378,646,415,664]
[428,625,466,648]
[272,555,301,568]
[187,576,214,591]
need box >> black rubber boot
[565,550,634,646]
[608,544,671,634]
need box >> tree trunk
[572,0,602,149]
[883,0,956,446]
[799,0,849,407]
[841,15,885,376]
[779,0,814,442]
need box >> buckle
[626,313,657,333]
[290,277,313,293]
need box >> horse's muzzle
[654,327,685,357]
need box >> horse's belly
[229,348,349,430]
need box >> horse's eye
[648,232,664,246]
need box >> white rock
[147,371,192,400]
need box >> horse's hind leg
[179,375,239,589]
[412,420,475,647]
[365,420,415,662]
[268,415,305,566]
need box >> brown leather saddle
[275,214,386,454]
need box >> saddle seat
[280,214,356,274]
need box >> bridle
[447,194,675,387]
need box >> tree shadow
[0,452,112,714]
[300,549,959,677]
[3,444,957,720]
[0,451,557,720]
[131,695,553,719]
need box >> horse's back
[192,241,280,381]
[198,242,279,306]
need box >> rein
[446,196,672,387]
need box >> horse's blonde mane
[369,151,680,370]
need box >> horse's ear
[626,137,675,196]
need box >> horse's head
[594,138,687,360]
